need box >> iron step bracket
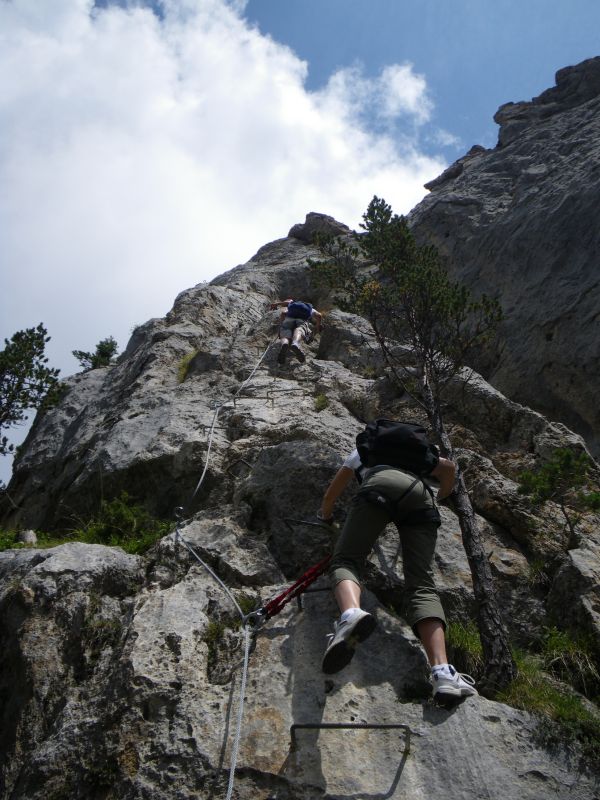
[283,517,332,533]
[290,722,411,754]
[225,458,254,477]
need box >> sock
[340,608,361,623]
[431,663,452,674]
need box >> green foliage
[177,350,197,383]
[497,649,600,769]
[541,626,600,698]
[0,529,17,549]
[204,620,227,660]
[0,494,171,555]
[518,448,600,539]
[0,528,80,551]
[585,491,600,510]
[79,491,171,554]
[310,196,502,406]
[236,592,258,617]
[527,557,551,589]
[203,596,257,665]
[518,448,594,505]
[82,593,123,665]
[314,393,329,412]
[0,323,61,455]
[360,364,379,379]
[446,619,600,762]
[72,336,119,371]
[446,620,485,677]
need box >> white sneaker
[431,665,478,701]
[322,610,376,674]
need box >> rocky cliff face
[3,59,600,799]
[409,56,600,454]
[2,205,600,798]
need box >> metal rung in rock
[290,722,411,754]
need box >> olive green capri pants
[329,467,446,635]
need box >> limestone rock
[1,542,597,799]
[410,56,600,453]
[288,210,351,243]
[2,232,599,796]
[2,60,600,797]
[15,529,37,546]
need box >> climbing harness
[360,480,441,526]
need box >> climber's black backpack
[356,419,439,476]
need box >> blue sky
[244,0,600,154]
[1,0,598,484]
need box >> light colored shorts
[279,318,311,340]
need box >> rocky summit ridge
[1,59,600,800]
[410,56,600,454]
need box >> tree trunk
[451,474,518,694]
[423,382,517,695]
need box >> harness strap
[360,476,441,527]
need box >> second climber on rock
[271,299,322,364]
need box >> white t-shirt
[342,448,367,482]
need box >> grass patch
[77,492,171,554]
[203,595,258,662]
[0,529,19,550]
[236,592,258,617]
[314,393,329,412]
[448,621,600,769]
[360,365,379,379]
[527,557,551,589]
[82,593,123,665]
[0,528,75,551]
[204,620,228,661]
[0,493,172,555]
[497,650,600,769]
[446,620,484,678]
[177,351,197,383]
[541,626,600,698]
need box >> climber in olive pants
[318,450,478,701]
[330,467,445,630]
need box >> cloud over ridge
[0,0,446,380]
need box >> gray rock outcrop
[2,217,599,797]
[409,56,600,454]
[1,533,598,799]
[2,59,600,800]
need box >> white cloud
[379,63,432,123]
[430,128,463,149]
[0,0,449,480]
[314,61,433,128]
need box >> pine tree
[72,336,119,371]
[311,196,517,693]
[519,448,600,544]
[0,324,61,457]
